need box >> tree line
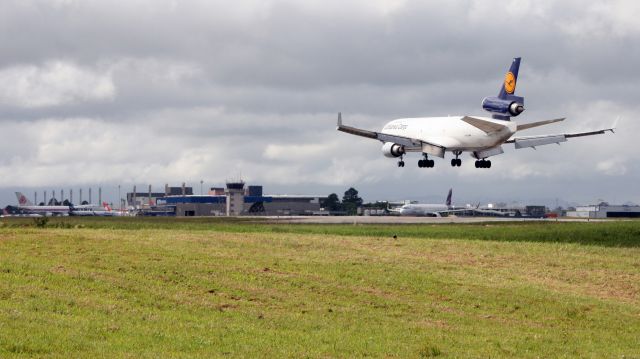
[322,187,363,215]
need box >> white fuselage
[70,205,114,216]
[18,205,70,216]
[398,203,449,216]
[380,116,517,151]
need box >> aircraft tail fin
[15,192,33,206]
[498,57,521,99]
[103,202,112,211]
[446,188,452,207]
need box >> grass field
[0,218,639,358]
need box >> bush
[32,217,49,228]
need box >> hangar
[566,204,640,218]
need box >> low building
[127,185,192,208]
[566,204,640,218]
[160,183,327,217]
[525,205,547,218]
[160,196,227,217]
[263,195,325,216]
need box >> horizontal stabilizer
[461,116,507,134]
[516,118,565,131]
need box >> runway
[259,216,606,224]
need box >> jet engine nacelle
[381,142,405,158]
[482,96,525,117]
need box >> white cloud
[559,0,640,38]
[0,61,115,107]
[0,0,639,206]
[110,58,201,85]
[263,143,333,161]
[597,159,627,176]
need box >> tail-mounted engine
[381,142,405,158]
[482,96,525,117]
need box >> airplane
[337,57,615,168]
[390,188,455,216]
[14,192,70,216]
[69,202,117,216]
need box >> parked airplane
[70,202,116,216]
[337,57,615,168]
[15,192,70,216]
[391,188,455,216]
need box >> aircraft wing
[337,113,446,157]
[505,127,615,149]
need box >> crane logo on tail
[504,72,516,94]
[19,195,28,205]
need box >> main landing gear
[418,154,434,168]
[397,156,405,167]
[475,159,492,168]
[450,151,462,167]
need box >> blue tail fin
[498,57,521,99]
[445,188,452,207]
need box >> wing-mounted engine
[381,142,405,158]
[482,95,525,117]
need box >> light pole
[118,185,121,211]
[200,180,203,195]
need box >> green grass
[0,219,639,357]
[3,216,640,247]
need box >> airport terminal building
[135,182,327,217]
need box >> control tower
[225,181,245,216]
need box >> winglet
[337,112,342,127]
[610,116,620,133]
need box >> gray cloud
[0,0,638,207]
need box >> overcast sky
[0,0,638,207]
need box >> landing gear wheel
[419,154,433,168]
[452,151,462,167]
[398,160,405,167]
[475,159,491,168]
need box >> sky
[0,0,638,207]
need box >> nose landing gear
[450,151,462,167]
[397,155,405,167]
